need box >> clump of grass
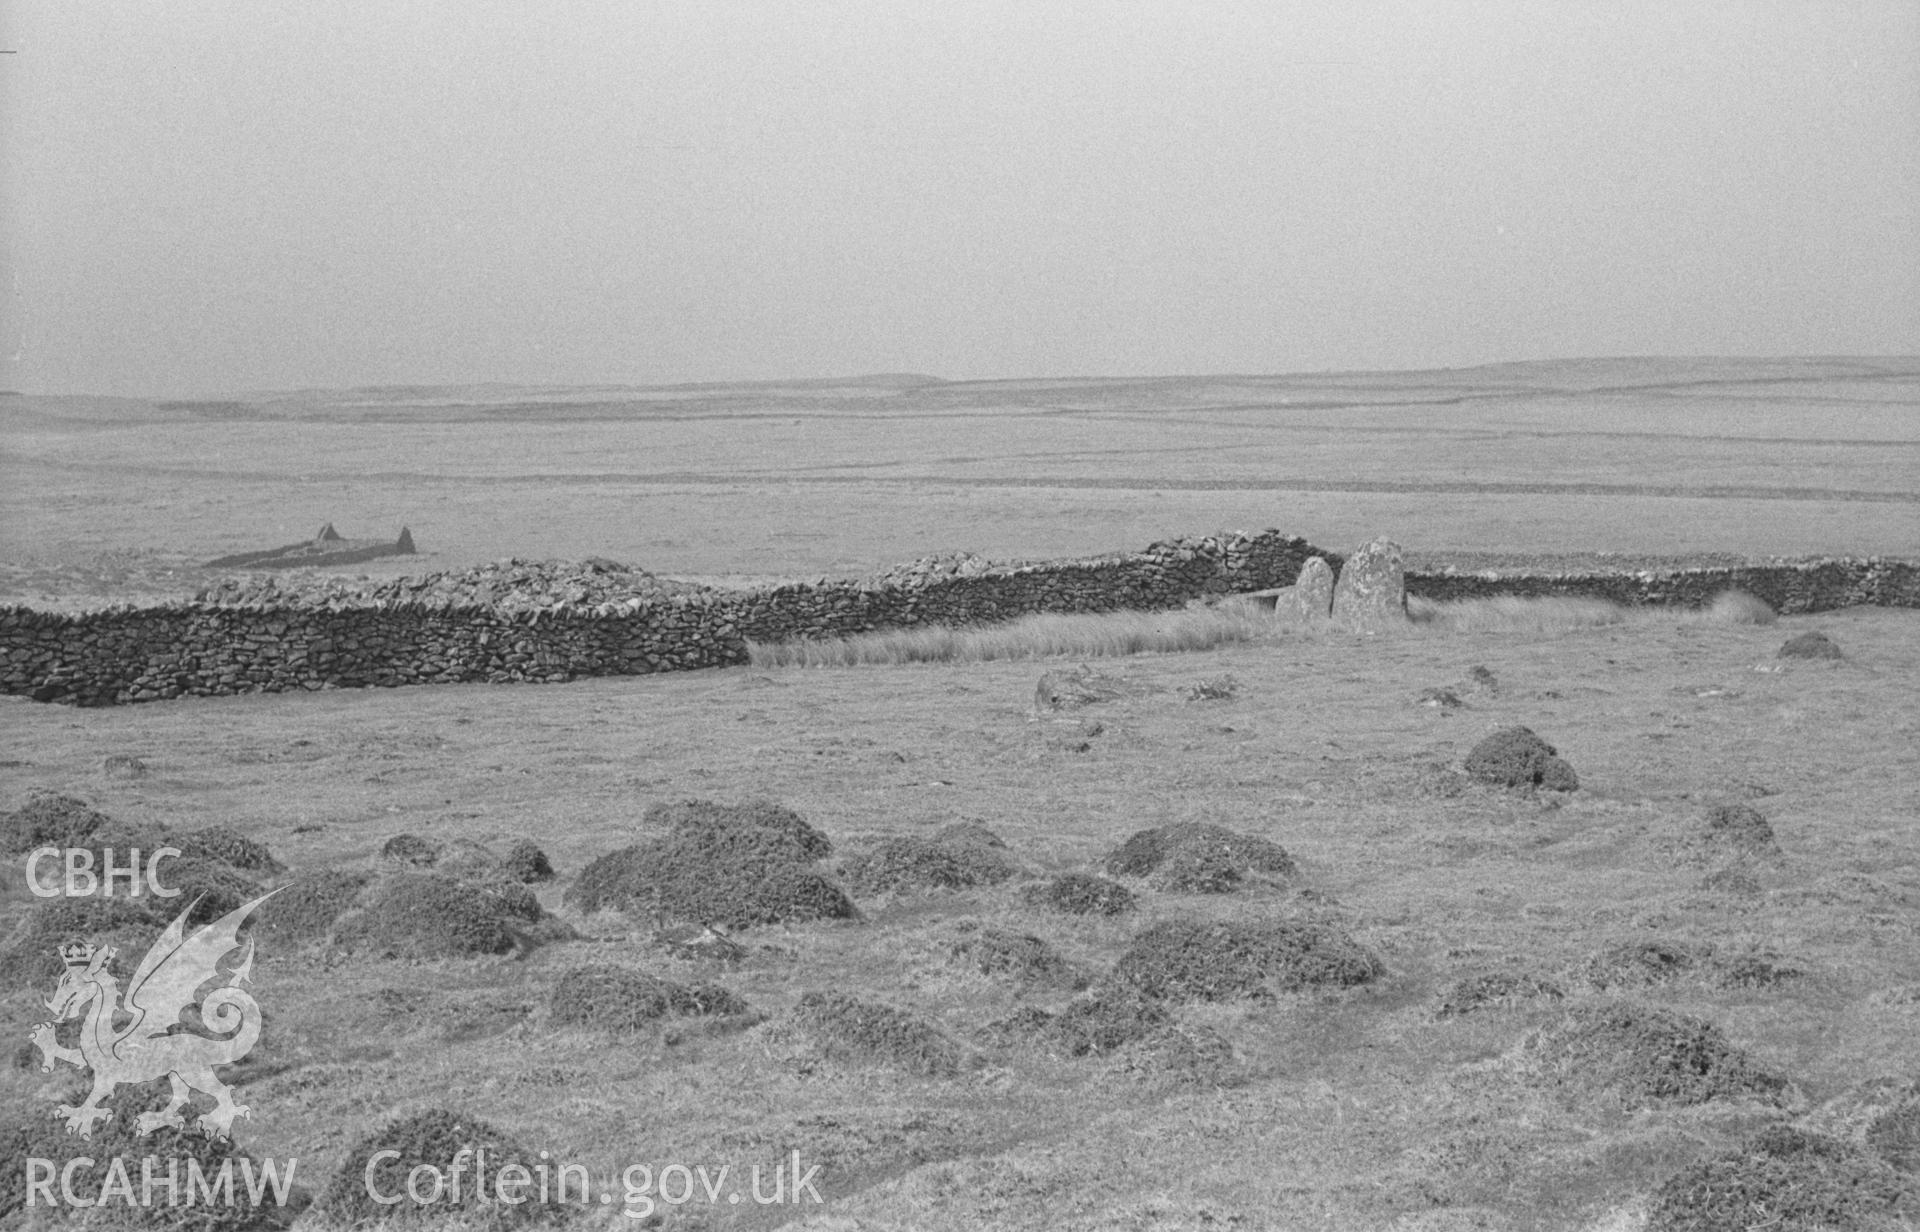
[947,922,1088,991]
[777,991,975,1076]
[1103,822,1297,894]
[1464,726,1579,791]
[747,605,1282,668]
[321,1108,552,1228]
[548,964,751,1031]
[1186,674,1239,702]
[335,872,567,958]
[1520,1001,1791,1109]
[1407,594,1628,633]
[1647,1126,1918,1231]
[1023,873,1137,916]
[1706,588,1778,625]
[978,986,1170,1058]
[1705,803,1779,854]
[0,792,111,852]
[1575,939,1710,990]
[840,825,1020,896]
[380,832,442,867]
[1434,971,1565,1019]
[253,868,370,950]
[1108,918,1383,1002]
[1780,630,1844,660]
[566,800,855,929]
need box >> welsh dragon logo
[27,890,278,1141]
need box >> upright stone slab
[1331,538,1407,628]
[1273,555,1335,620]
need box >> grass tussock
[1408,593,1629,632]
[747,605,1280,668]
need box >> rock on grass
[1102,822,1296,894]
[549,964,751,1032]
[1023,872,1136,916]
[777,991,976,1076]
[1463,726,1579,791]
[1108,918,1383,1002]
[1648,1126,1918,1231]
[319,1108,550,1228]
[1520,1001,1791,1109]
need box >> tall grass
[749,589,1779,670]
[1406,593,1629,633]
[746,606,1282,668]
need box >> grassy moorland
[2,356,1917,606]
[2,600,1917,1229]
[0,357,1917,1230]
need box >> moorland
[1,356,1917,1231]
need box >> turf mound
[647,797,833,862]
[1779,630,1843,660]
[500,839,555,882]
[777,991,975,1076]
[1,1083,306,1228]
[1434,971,1566,1019]
[1105,1023,1241,1089]
[319,1108,550,1227]
[334,873,563,958]
[0,894,166,985]
[0,792,111,851]
[1576,939,1711,990]
[252,869,372,948]
[1102,822,1297,894]
[1647,1126,1918,1231]
[1520,1001,1791,1109]
[380,832,443,867]
[947,923,1087,990]
[567,839,856,929]
[549,964,752,1032]
[978,986,1171,1057]
[101,753,150,779]
[1870,1096,1920,1173]
[841,829,1022,895]
[1109,918,1384,1002]
[1023,872,1137,916]
[1463,726,1580,791]
[169,825,285,875]
[1705,802,1779,854]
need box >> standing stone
[1331,538,1408,628]
[1272,556,1336,620]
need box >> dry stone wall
[0,532,1325,706]
[1403,557,1920,614]
[2,534,1914,707]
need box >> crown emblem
[60,940,96,969]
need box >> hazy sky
[3,2,1916,396]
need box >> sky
[2,2,1917,397]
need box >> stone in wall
[1331,539,1408,629]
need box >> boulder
[1272,556,1335,620]
[1330,539,1407,628]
